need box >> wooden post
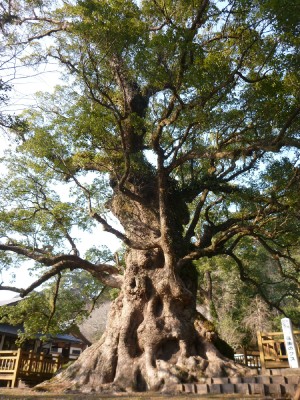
[41,352,46,373]
[0,335,5,350]
[11,349,21,388]
[28,350,34,374]
[257,331,266,371]
[56,355,62,372]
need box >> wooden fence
[257,330,300,370]
[0,349,70,387]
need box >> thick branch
[90,212,129,244]
[273,106,300,145]
[90,212,159,250]
[185,189,209,241]
[15,17,68,44]
[0,245,123,293]
[169,136,300,173]
[190,0,209,31]
[28,258,122,293]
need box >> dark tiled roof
[52,334,82,343]
[0,323,23,336]
[0,323,82,343]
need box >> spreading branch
[0,244,123,293]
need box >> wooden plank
[0,373,15,378]
[247,350,260,354]
[11,348,21,387]
[257,331,266,370]
[0,351,19,354]
[0,369,15,373]
[260,331,300,336]
[265,361,289,369]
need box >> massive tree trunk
[41,251,247,393]
[38,187,248,393]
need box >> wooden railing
[0,349,70,387]
[234,350,261,369]
[0,349,20,387]
[257,330,300,370]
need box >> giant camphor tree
[0,0,300,393]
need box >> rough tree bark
[38,184,249,393]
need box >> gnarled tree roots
[36,292,250,394]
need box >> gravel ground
[0,388,282,400]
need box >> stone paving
[178,368,300,399]
[0,369,299,399]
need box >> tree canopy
[0,0,300,353]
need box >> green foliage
[0,269,105,343]
[195,246,300,349]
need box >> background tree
[0,267,107,343]
[0,0,299,393]
[195,250,296,351]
